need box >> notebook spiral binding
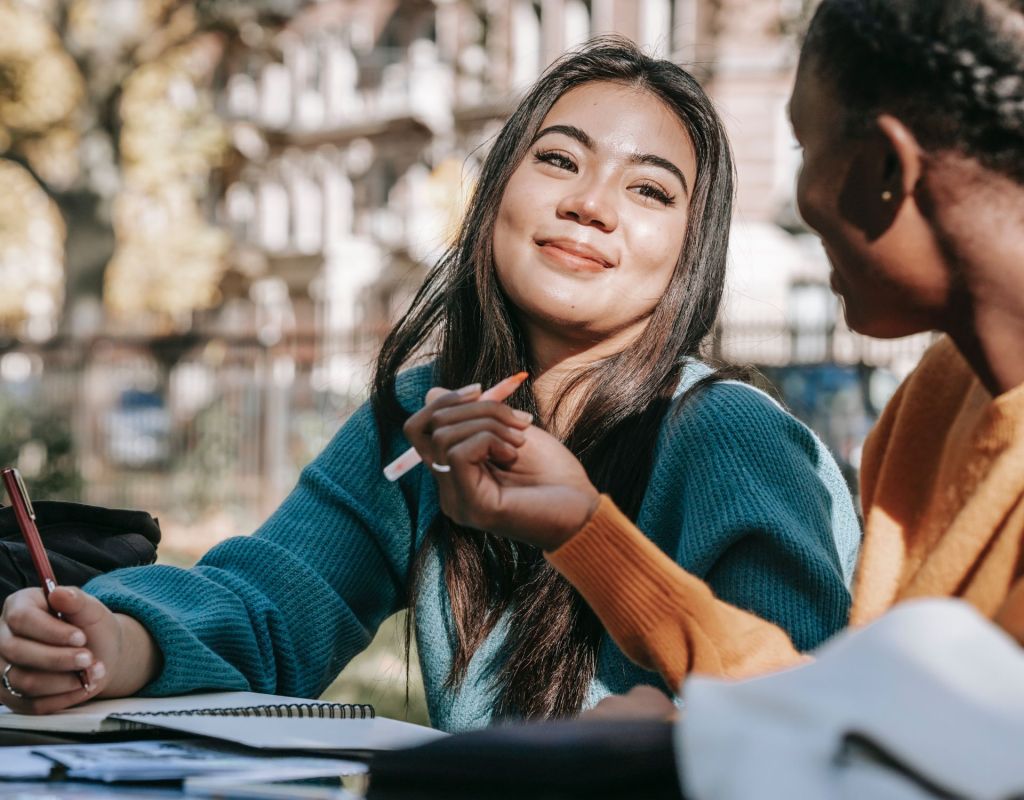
[119,702,375,720]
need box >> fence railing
[0,333,377,554]
[0,322,935,553]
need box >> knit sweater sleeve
[547,497,809,688]
[547,382,859,689]
[84,375,427,700]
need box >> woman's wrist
[105,613,162,697]
[542,487,601,552]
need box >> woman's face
[492,81,696,350]
[789,57,950,338]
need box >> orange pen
[383,371,529,481]
[2,467,90,690]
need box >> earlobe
[836,114,924,242]
[837,133,902,242]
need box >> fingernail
[74,652,92,668]
[456,383,481,397]
[69,631,86,647]
[91,662,106,680]
[513,410,533,423]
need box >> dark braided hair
[803,0,1024,181]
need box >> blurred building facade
[207,0,709,401]
[0,0,933,541]
[205,0,932,382]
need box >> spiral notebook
[0,691,374,735]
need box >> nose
[555,176,618,232]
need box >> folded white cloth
[677,599,1024,800]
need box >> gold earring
[881,190,894,202]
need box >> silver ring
[2,663,24,699]
[430,462,452,473]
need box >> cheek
[630,213,687,286]
[493,172,538,256]
[493,193,526,277]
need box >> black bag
[0,501,160,603]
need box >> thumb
[48,587,110,629]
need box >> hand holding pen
[384,372,530,481]
[398,373,600,550]
[1,468,90,693]
[0,467,162,715]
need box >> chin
[842,306,933,340]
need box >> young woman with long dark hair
[418,2,1024,706]
[0,37,860,729]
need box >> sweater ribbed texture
[85,361,860,732]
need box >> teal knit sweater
[85,361,861,733]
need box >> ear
[876,113,925,196]
[836,114,925,242]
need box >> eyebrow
[532,124,690,196]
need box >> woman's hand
[403,386,600,550]
[0,586,159,713]
[995,578,1024,647]
[582,685,679,722]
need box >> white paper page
[0,746,55,779]
[121,715,447,752]
[0,691,353,734]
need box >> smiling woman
[0,37,859,733]
[493,83,694,377]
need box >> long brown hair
[372,36,735,720]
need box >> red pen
[2,467,91,691]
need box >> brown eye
[533,150,577,172]
[634,181,676,207]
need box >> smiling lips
[535,238,616,271]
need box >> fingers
[2,590,86,647]
[0,627,95,673]
[447,431,520,471]
[423,387,453,405]
[431,401,533,432]
[995,578,1024,645]
[434,431,519,529]
[405,383,532,472]
[403,384,482,459]
[2,661,105,700]
[431,418,526,461]
[0,588,110,713]
[581,686,678,722]
[1,669,96,714]
[48,587,112,632]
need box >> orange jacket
[548,337,1024,689]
